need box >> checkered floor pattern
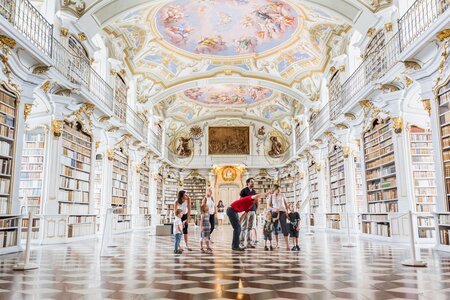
[1,226,450,299]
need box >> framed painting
[208,127,250,155]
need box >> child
[263,210,279,251]
[288,203,301,251]
[173,209,184,254]
[200,204,212,253]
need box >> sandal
[201,248,206,253]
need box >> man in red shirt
[227,192,271,251]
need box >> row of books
[0,141,11,157]
[412,156,434,163]
[19,181,41,188]
[440,228,450,245]
[18,195,40,204]
[24,133,44,142]
[60,177,89,191]
[410,149,432,155]
[22,218,39,228]
[417,217,435,227]
[410,142,433,149]
[63,140,91,156]
[362,222,390,237]
[63,148,91,164]
[368,202,398,213]
[439,214,450,225]
[365,138,392,155]
[416,204,435,212]
[0,178,10,194]
[20,172,42,179]
[112,188,127,197]
[112,180,127,189]
[418,228,435,238]
[68,215,95,224]
[112,197,127,205]
[61,166,90,181]
[0,124,14,139]
[58,190,89,203]
[365,144,394,161]
[68,223,96,237]
[0,197,7,214]
[0,230,17,248]
[367,189,397,201]
[0,103,15,116]
[61,156,91,173]
[22,149,43,156]
[362,214,389,222]
[62,128,91,145]
[441,124,450,136]
[367,178,396,191]
[0,93,15,108]
[413,171,437,178]
[22,156,43,163]
[366,166,396,180]
[0,112,14,127]
[366,153,394,169]
[59,202,89,215]
[112,172,127,182]
[0,158,11,175]
[0,218,18,228]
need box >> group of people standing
[172,178,300,254]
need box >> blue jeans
[226,207,241,249]
[174,233,181,253]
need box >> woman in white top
[268,184,290,250]
[174,190,192,251]
[201,188,216,239]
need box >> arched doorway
[217,184,241,224]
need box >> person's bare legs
[284,235,290,251]
[184,234,190,250]
[275,234,279,248]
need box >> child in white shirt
[174,209,183,254]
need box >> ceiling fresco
[156,0,299,56]
[182,84,273,105]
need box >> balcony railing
[310,104,330,138]
[0,0,52,55]
[399,0,450,51]
[127,105,147,143]
[148,130,162,154]
[339,0,449,110]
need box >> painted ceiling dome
[155,0,300,57]
[182,84,274,105]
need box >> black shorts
[181,213,189,234]
[264,232,272,241]
[289,225,299,238]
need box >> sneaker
[232,247,245,251]
[269,246,274,251]
[296,245,301,251]
[247,244,256,249]
[264,246,269,251]
[291,246,296,251]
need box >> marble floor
[1,226,450,300]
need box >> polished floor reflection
[1,226,450,299]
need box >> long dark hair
[177,190,186,205]
[217,200,224,207]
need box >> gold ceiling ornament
[404,76,414,87]
[106,148,114,161]
[110,69,117,76]
[132,140,141,146]
[391,117,403,134]
[384,23,393,32]
[78,32,87,42]
[224,69,232,75]
[62,0,86,16]
[434,34,449,91]
[367,28,376,37]
[95,141,100,151]
[0,35,16,49]
[421,99,431,115]
[99,115,111,122]
[310,92,320,101]
[329,66,336,73]
[178,179,184,187]
[339,65,345,72]
[119,69,126,77]
[344,112,356,120]
[32,65,50,75]
[40,81,51,93]
[136,164,141,173]
[335,123,349,130]
[107,126,119,132]
[377,83,400,93]
[189,125,203,139]
[315,162,322,172]
[342,146,350,158]
[403,60,421,71]
[51,120,63,139]
[65,102,95,135]
[24,104,33,121]
[60,27,70,37]
[437,29,450,42]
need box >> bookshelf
[19,129,46,215]
[362,118,396,237]
[280,176,295,204]
[326,213,341,230]
[308,162,319,226]
[21,216,40,241]
[183,176,206,218]
[163,176,178,224]
[112,148,131,231]
[294,174,302,209]
[139,161,150,215]
[114,74,127,123]
[438,81,450,210]
[254,175,273,214]
[0,215,21,254]
[409,126,436,240]
[0,89,17,214]
[329,145,346,211]
[59,122,91,216]
[93,155,103,216]
[156,173,163,216]
[68,215,96,238]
